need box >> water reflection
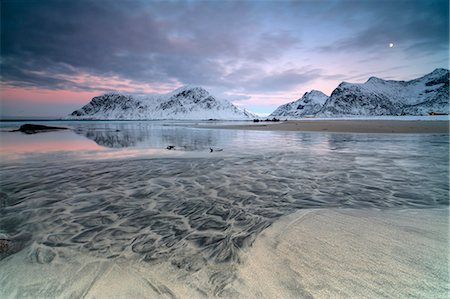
[1,121,449,166]
[76,128,145,148]
[1,121,240,162]
[0,130,104,155]
[74,124,223,150]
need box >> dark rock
[12,124,68,134]
[264,118,280,122]
[0,232,32,260]
[0,239,10,254]
[166,145,175,150]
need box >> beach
[1,208,447,298]
[234,208,449,298]
[0,121,448,298]
[207,119,450,134]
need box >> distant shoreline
[2,117,449,134]
[203,119,450,134]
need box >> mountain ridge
[270,68,449,118]
[269,90,328,117]
[69,86,256,120]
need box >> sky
[1,0,448,117]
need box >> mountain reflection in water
[74,123,223,150]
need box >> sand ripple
[0,142,448,296]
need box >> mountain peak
[366,76,384,84]
[270,89,329,117]
[170,85,209,95]
[424,68,449,79]
[430,68,448,75]
[270,69,449,118]
[308,90,327,96]
[68,86,255,120]
[318,69,449,117]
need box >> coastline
[202,119,450,134]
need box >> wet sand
[234,208,449,298]
[1,208,447,298]
[208,120,450,133]
[1,122,448,298]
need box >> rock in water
[0,239,10,255]
[12,124,68,134]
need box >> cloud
[1,0,447,117]
[1,0,302,93]
[244,31,301,62]
[244,68,322,92]
[317,0,449,55]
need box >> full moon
[389,43,394,48]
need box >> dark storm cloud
[318,0,449,54]
[0,0,447,95]
[2,1,183,85]
[1,0,301,91]
[2,62,74,89]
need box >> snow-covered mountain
[269,90,328,117]
[69,86,256,120]
[269,68,449,118]
[318,68,449,116]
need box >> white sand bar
[233,208,449,298]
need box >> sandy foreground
[1,208,447,298]
[233,208,449,298]
[206,120,450,133]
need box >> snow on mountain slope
[318,68,449,116]
[269,90,328,117]
[69,86,256,120]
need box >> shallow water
[0,121,448,296]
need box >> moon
[389,43,394,48]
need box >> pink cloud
[1,87,100,104]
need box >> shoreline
[203,119,450,134]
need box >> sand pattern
[1,141,448,296]
[234,208,449,298]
